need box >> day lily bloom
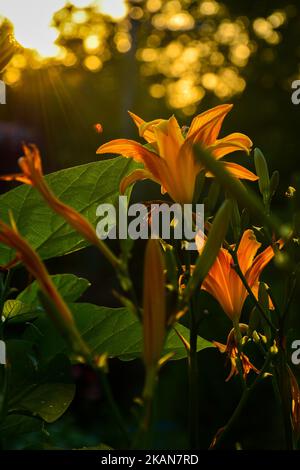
[97,104,256,204]
[202,229,281,322]
[0,218,90,357]
[214,325,259,381]
[0,144,119,268]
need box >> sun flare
[0,0,128,58]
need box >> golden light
[146,0,162,13]
[149,83,165,98]
[84,35,101,52]
[167,12,195,31]
[11,54,27,69]
[267,11,286,28]
[253,18,273,39]
[253,16,282,45]
[84,55,103,71]
[4,67,21,85]
[130,7,144,20]
[95,0,128,21]
[202,73,218,90]
[72,10,89,24]
[0,0,128,58]
[0,0,65,57]
[199,1,220,16]
[114,32,132,53]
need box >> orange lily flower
[0,144,119,268]
[202,229,281,321]
[0,218,90,357]
[97,104,256,204]
[214,325,259,381]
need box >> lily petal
[237,230,261,275]
[128,111,163,143]
[209,132,253,160]
[187,104,233,146]
[154,115,184,162]
[97,139,164,181]
[246,244,278,289]
[223,162,258,181]
[205,162,258,180]
[120,168,156,194]
[202,248,236,319]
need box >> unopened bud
[252,330,260,343]
[285,186,296,198]
[95,353,108,373]
[270,340,278,355]
[260,334,267,344]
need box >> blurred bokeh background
[1,0,300,176]
[0,0,300,450]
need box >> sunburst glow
[0,0,128,58]
[0,0,65,57]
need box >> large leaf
[2,275,91,324]
[17,274,91,306]
[2,299,39,324]
[0,157,136,264]
[6,341,75,423]
[0,415,43,449]
[24,303,214,361]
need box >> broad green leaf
[17,382,74,423]
[3,299,38,323]
[0,157,137,265]
[24,303,214,361]
[17,274,91,306]
[6,341,75,424]
[3,275,91,324]
[0,415,43,449]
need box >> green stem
[212,353,272,449]
[189,304,199,449]
[0,363,9,421]
[0,269,13,323]
[281,266,299,330]
[132,367,157,449]
[184,248,200,449]
[212,388,250,449]
[232,317,247,390]
[98,368,130,447]
[232,317,242,344]
[275,350,294,450]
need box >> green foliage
[17,274,91,306]
[23,303,213,362]
[6,342,75,422]
[0,157,136,265]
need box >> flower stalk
[0,145,120,269]
[0,219,91,359]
